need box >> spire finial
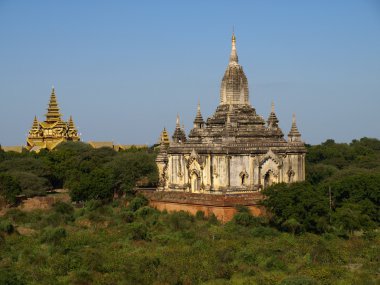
[229,30,238,64]
[292,113,296,124]
[271,101,275,113]
[176,114,180,128]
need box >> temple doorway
[264,171,274,189]
[191,173,200,192]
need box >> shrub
[195,210,205,220]
[53,201,74,215]
[0,173,21,204]
[0,220,14,234]
[128,195,148,212]
[235,204,251,213]
[250,226,280,238]
[84,199,103,211]
[168,211,194,231]
[40,227,67,244]
[0,267,26,285]
[135,206,158,218]
[120,210,134,223]
[129,222,149,241]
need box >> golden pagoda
[158,127,170,146]
[26,87,80,152]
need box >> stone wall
[139,190,266,223]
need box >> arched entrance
[264,171,274,189]
[191,173,200,193]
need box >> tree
[262,182,330,233]
[0,173,21,205]
[69,168,115,202]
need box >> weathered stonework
[157,34,306,194]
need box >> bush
[233,212,253,227]
[40,227,67,244]
[250,226,280,238]
[168,211,194,231]
[53,201,74,215]
[69,168,115,202]
[135,206,158,218]
[0,267,26,285]
[128,195,148,212]
[0,220,14,234]
[120,210,134,223]
[195,210,205,220]
[129,222,149,241]
[0,173,21,204]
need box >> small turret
[288,114,302,142]
[159,127,170,146]
[267,102,279,129]
[67,116,80,141]
[172,114,187,143]
[193,103,205,129]
[28,116,40,137]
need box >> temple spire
[172,114,187,143]
[45,87,62,123]
[288,113,302,142]
[229,32,238,64]
[193,102,205,128]
[31,116,39,130]
[267,101,279,129]
[68,116,76,130]
[220,33,249,105]
[159,127,170,146]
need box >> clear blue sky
[0,0,379,146]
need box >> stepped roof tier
[171,34,304,153]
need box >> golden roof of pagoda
[45,87,62,122]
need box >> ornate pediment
[259,148,282,167]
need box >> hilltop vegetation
[0,138,379,284]
[0,142,158,204]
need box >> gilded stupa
[26,87,80,152]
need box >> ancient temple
[156,34,306,193]
[26,87,80,152]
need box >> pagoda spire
[172,114,187,143]
[193,102,205,128]
[229,32,238,64]
[288,113,302,142]
[159,127,170,146]
[67,115,80,141]
[45,87,62,123]
[267,101,279,129]
[31,115,39,130]
[220,32,249,105]
[68,115,76,130]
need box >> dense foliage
[0,142,158,203]
[0,138,379,283]
[0,199,378,284]
[263,137,380,235]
